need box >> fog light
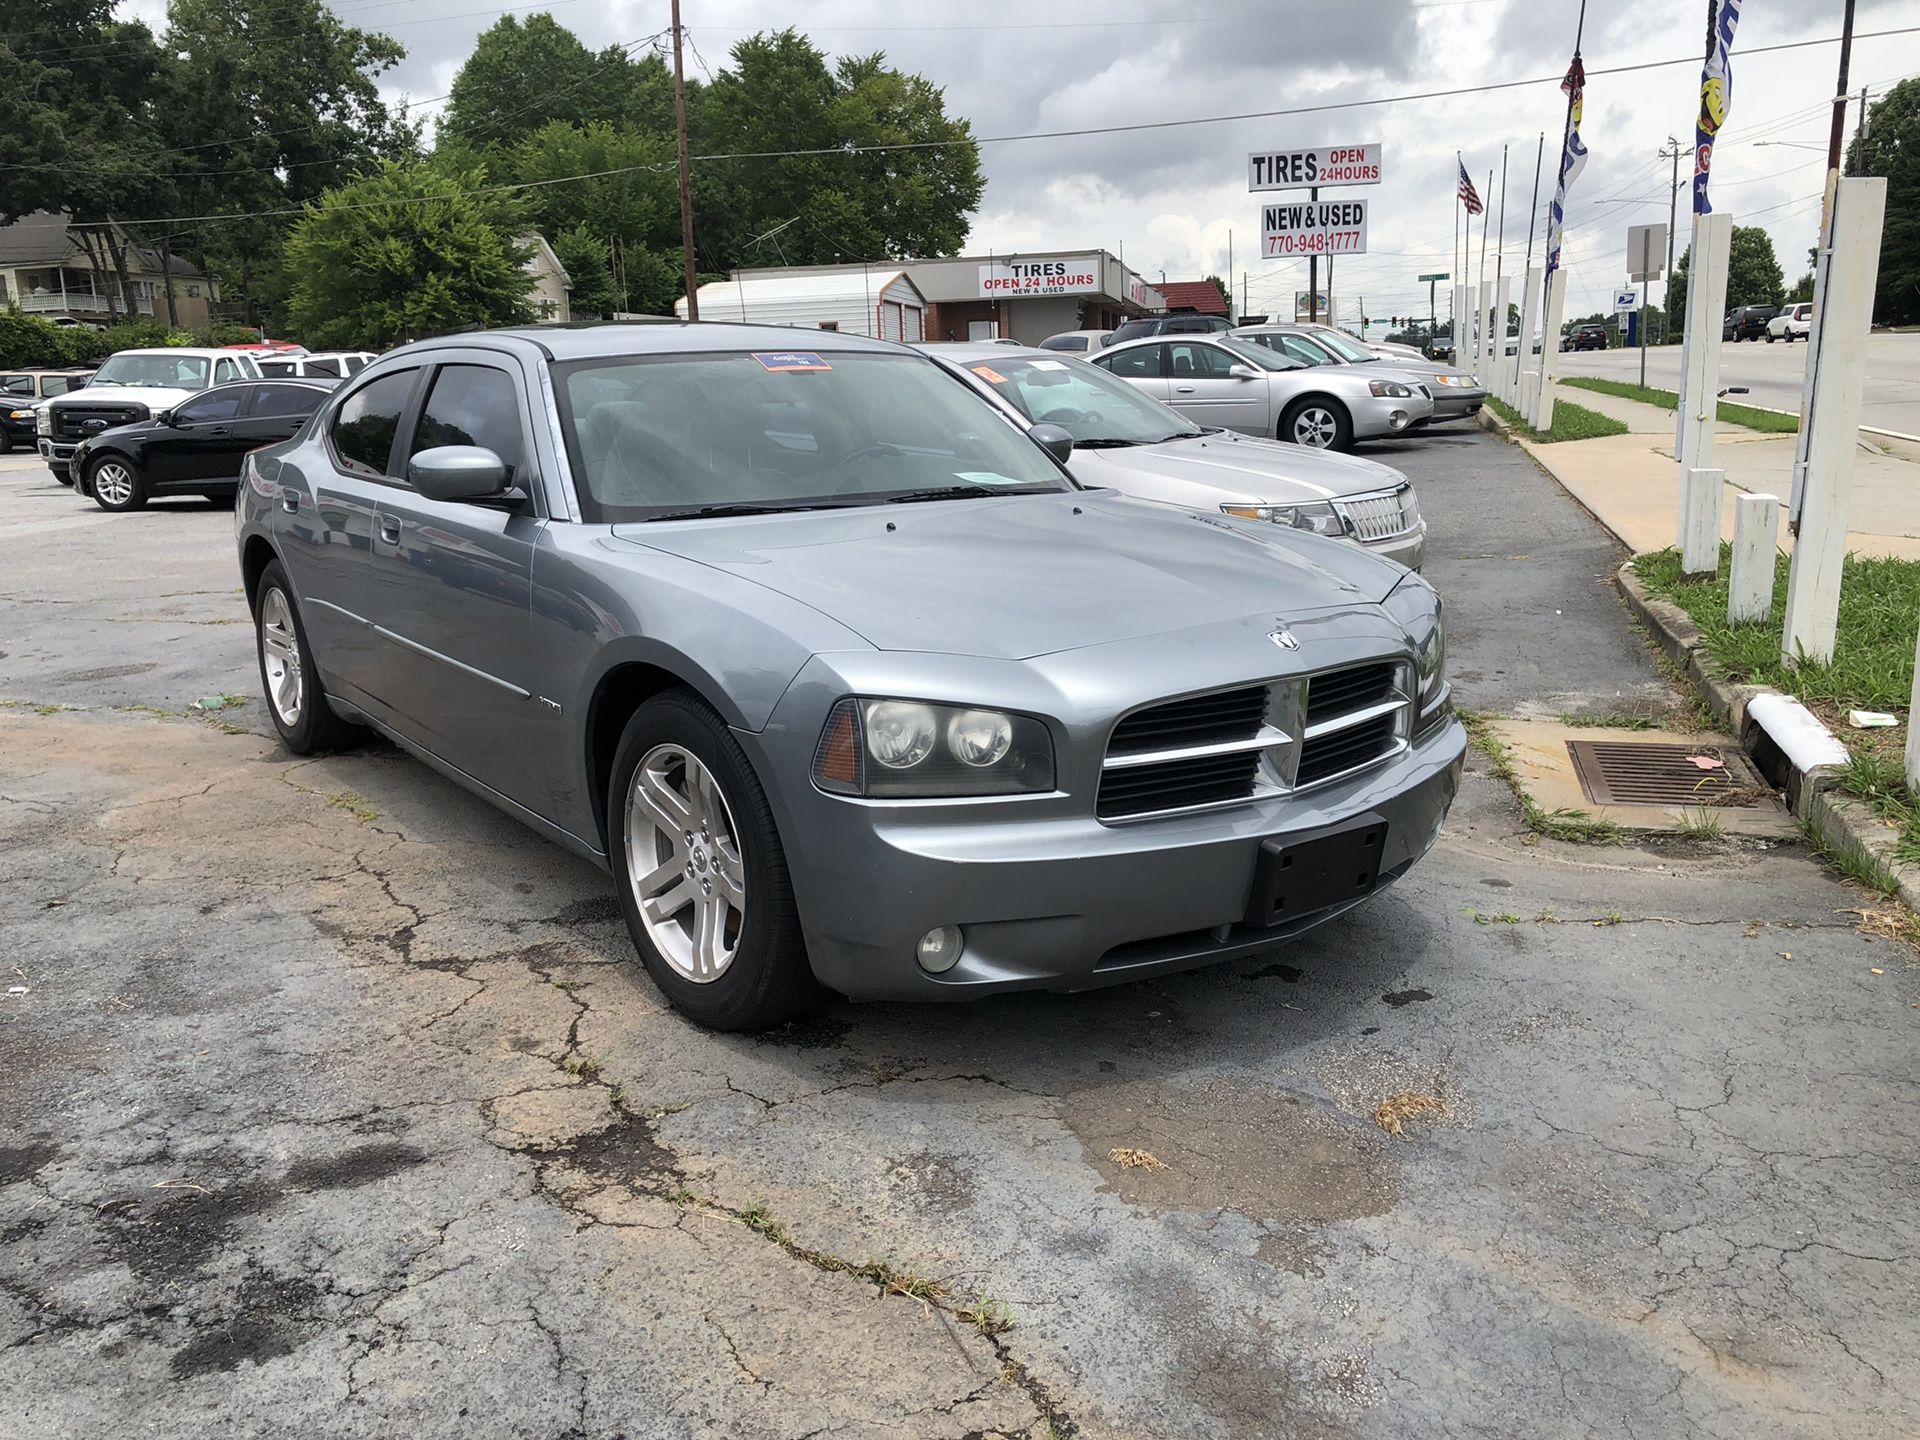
[916,925,964,974]
[1389,410,1409,429]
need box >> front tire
[608,690,815,1031]
[253,560,362,754]
[1281,397,1354,451]
[87,455,146,512]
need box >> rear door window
[174,388,246,423]
[408,365,526,484]
[1166,342,1237,378]
[1098,345,1163,379]
[329,370,418,478]
[306,356,343,377]
[250,384,326,418]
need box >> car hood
[611,491,1402,660]
[1071,431,1406,504]
[52,383,198,409]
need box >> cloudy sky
[135,0,1920,324]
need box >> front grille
[1098,752,1263,820]
[54,401,147,442]
[1106,685,1266,756]
[1298,712,1400,787]
[1305,662,1398,726]
[1335,488,1417,543]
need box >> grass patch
[1487,394,1630,444]
[1676,809,1726,842]
[963,1293,1017,1336]
[1460,710,1629,845]
[1559,375,1799,433]
[1560,710,1661,730]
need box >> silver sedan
[1235,324,1487,423]
[1092,333,1434,449]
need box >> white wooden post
[1533,269,1568,431]
[1781,177,1889,667]
[1516,264,1543,404]
[1906,621,1920,796]
[1729,493,1780,623]
[1679,467,1722,577]
[1492,274,1513,404]
[1476,279,1494,393]
[1677,213,1732,475]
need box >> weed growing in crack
[607,1084,629,1109]
[964,1293,1016,1336]
[1460,712,1628,846]
[562,1055,603,1081]
[1464,908,1521,925]
[1676,809,1725,842]
[666,1186,700,1208]
[326,791,380,824]
[645,1101,691,1119]
[1592,909,1626,927]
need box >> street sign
[1262,199,1369,258]
[1626,223,1667,281]
[1294,291,1332,321]
[1248,145,1383,191]
[1418,271,1450,282]
[1613,288,1640,314]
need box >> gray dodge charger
[236,323,1465,1030]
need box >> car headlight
[1221,501,1349,539]
[36,408,53,435]
[8,408,33,421]
[813,698,1055,797]
[1369,380,1414,398]
[1434,374,1475,388]
[1382,575,1448,726]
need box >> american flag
[1458,161,1484,216]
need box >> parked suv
[1,368,93,454]
[1767,303,1812,343]
[36,347,262,484]
[1564,324,1608,352]
[1108,313,1235,343]
[1723,305,1778,342]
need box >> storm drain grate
[1566,740,1767,807]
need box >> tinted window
[1108,319,1158,344]
[410,366,526,482]
[174,388,246,423]
[344,355,368,374]
[1,375,31,396]
[306,356,343,377]
[330,371,416,477]
[1097,345,1163,378]
[259,359,297,377]
[251,384,326,419]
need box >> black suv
[1108,313,1235,343]
[1564,324,1608,352]
[1723,305,1778,342]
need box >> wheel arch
[1278,391,1352,435]
[584,658,752,855]
[240,535,281,610]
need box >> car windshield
[1217,336,1305,372]
[558,349,1075,523]
[1309,329,1379,363]
[1109,319,1158,343]
[960,353,1201,447]
[90,354,210,389]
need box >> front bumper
[1362,521,1425,570]
[762,713,1465,1001]
[1349,392,1437,440]
[37,438,76,472]
[1426,387,1487,421]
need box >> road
[3,437,1917,1439]
[1556,330,1920,434]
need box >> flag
[1694,0,1745,213]
[1458,161,1484,216]
[1544,52,1588,280]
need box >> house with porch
[0,211,221,329]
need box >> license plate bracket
[1245,816,1388,928]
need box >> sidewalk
[1521,381,1920,561]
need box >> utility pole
[1226,228,1234,321]
[1821,0,1857,238]
[671,0,699,321]
[1308,184,1320,323]
[1659,135,1685,343]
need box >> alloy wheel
[93,461,135,506]
[625,743,747,983]
[1292,407,1339,448]
[258,587,304,726]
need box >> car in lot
[70,378,332,511]
[1108,313,1235,343]
[236,324,1463,1029]
[1092,333,1434,450]
[36,347,263,484]
[1037,329,1114,353]
[1,367,94,453]
[1233,324,1485,423]
[257,350,377,380]
[1563,324,1608,352]
[923,342,1425,569]
[1767,303,1812,342]
[1724,304,1778,342]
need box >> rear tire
[608,690,817,1031]
[253,560,362,754]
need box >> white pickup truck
[36,347,262,484]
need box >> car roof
[918,341,1066,362]
[7,366,94,375]
[405,321,916,363]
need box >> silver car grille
[1096,661,1414,821]
[1335,486,1420,543]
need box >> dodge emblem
[1268,625,1299,651]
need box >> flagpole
[1544,0,1590,343]
[1454,152,1463,352]
[1478,167,1492,363]
[1519,131,1545,386]
[1495,143,1509,289]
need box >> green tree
[440,14,639,151]
[550,223,617,319]
[1664,224,1785,330]
[283,161,534,348]
[1847,77,1920,323]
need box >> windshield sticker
[955,471,1027,486]
[1027,359,1069,370]
[970,365,1009,384]
[752,351,832,372]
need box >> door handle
[1175,385,1196,394]
[208,425,231,436]
[378,516,401,545]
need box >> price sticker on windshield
[1028,359,1069,371]
[752,352,832,372]
[970,365,1009,384]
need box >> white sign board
[1295,291,1333,321]
[977,256,1100,298]
[1248,145,1383,191]
[1613,288,1640,314]
[1262,200,1369,258]
[1626,223,1667,281]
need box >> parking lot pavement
[4,436,1918,1439]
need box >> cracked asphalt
[2,433,1917,1440]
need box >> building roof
[1155,280,1230,316]
[0,210,206,279]
[675,270,924,321]
[517,233,572,290]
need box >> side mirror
[1028,422,1075,465]
[155,410,174,426]
[1229,364,1262,381]
[408,445,510,501]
